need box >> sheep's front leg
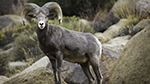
[56,51,63,84]
[50,59,58,83]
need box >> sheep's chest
[39,38,57,59]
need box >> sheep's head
[21,2,63,29]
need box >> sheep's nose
[39,22,44,26]
[38,21,45,29]
[40,23,44,26]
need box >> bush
[0,51,9,75]
[0,26,15,48]
[50,16,95,33]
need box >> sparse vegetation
[112,0,150,35]
[114,0,141,24]
[10,0,25,15]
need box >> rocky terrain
[0,0,150,84]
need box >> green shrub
[0,52,9,75]
[10,32,42,61]
[49,16,94,33]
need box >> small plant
[113,0,142,24]
[10,32,42,61]
[50,16,94,33]
[11,0,24,15]
[111,0,149,35]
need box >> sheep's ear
[27,13,36,18]
[58,19,62,24]
[58,17,62,24]
[22,19,26,26]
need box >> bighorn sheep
[21,2,103,84]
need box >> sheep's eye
[28,14,35,18]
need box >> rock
[0,15,22,30]
[132,19,150,35]
[4,67,67,84]
[111,0,139,15]
[95,19,130,43]
[8,61,28,69]
[109,25,150,84]
[136,0,150,18]
[95,32,109,43]
[102,35,130,63]
[109,0,148,20]
[7,61,28,77]
[10,56,50,79]
[0,15,23,47]
[100,36,130,84]
[0,0,25,15]
[106,35,131,45]
[93,0,150,32]
[78,19,90,26]
[100,44,125,84]
[100,51,117,84]
[47,61,88,84]
[62,62,88,84]
[95,0,140,32]
[92,22,108,32]
[0,76,9,84]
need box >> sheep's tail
[93,36,102,58]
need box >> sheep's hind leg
[89,56,103,84]
[80,61,95,84]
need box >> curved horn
[21,3,40,25]
[42,2,63,24]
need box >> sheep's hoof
[55,81,61,84]
[100,78,103,84]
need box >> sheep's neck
[36,23,50,43]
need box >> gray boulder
[0,76,9,84]
[132,19,150,35]
[62,62,88,84]
[102,35,130,59]
[109,25,150,84]
[0,0,25,15]
[95,19,130,43]
[8,61,28,69]
[4,67,67,84]
[0,15,23,47]
[10,56,50,79]
[96,0,140,32]
[8,61,28,75]
[136,0,150,18]
[100,38,128,84]
[0,15,22,30]
[47,61,88,84]
[106,35,131,45]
